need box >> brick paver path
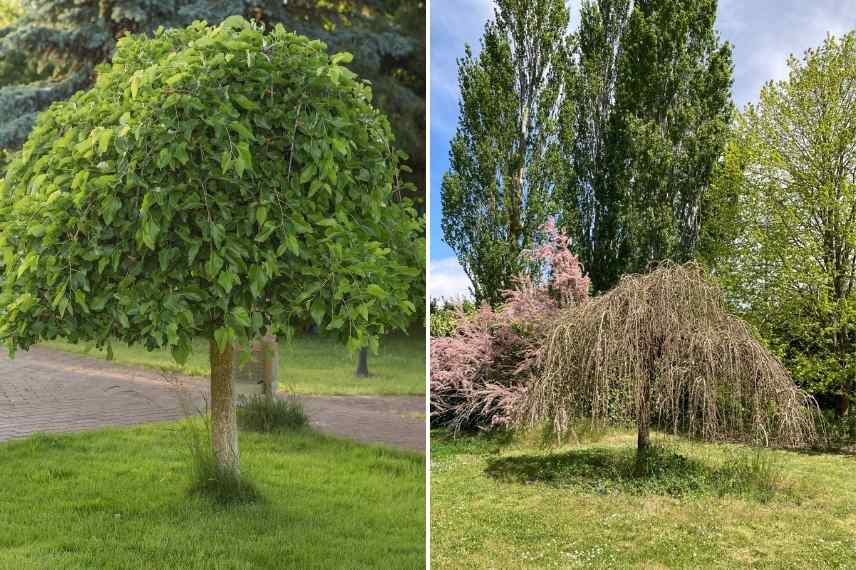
[0,346,425,452]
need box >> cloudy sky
[428,0,856,300]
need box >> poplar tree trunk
[209,339,239,475]
[356,347,369,378]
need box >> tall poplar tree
[441,0,569,306]
[560,0,631,291]
[562,0,733,291]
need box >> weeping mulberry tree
[520,264,821,459]
[0,17,421,478]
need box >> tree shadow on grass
[484,445,782,501]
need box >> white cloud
[716,0,856,106]
[429,256,473,301]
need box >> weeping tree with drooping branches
[0,17,421,481]
[519,263,821,458]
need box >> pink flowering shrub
[431,220,590,432]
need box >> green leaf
[331,52,353,65]
[232,122,254,141]
[206,252,224,278]
[357,303,370,321]
[217,270,235,293]
[129,73,141,99]
[221,15,249,29]
[97,129,112,154]
[165,73,186,86]
[171,342,190,365]
[299,164,317,184]
[238,142,252,171]
[286,234,300,255]
[366,284,386,299]
[231,306,251,327]
[232,94,259,111]
[213,327,233,353]
[310,299,325,326]
[255,206,268,227]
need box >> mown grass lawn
[431,429,856,569]
[0,422,425,569]
[44,332,425,396]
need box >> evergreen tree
[562,0,733,291]
[441,0,569,306]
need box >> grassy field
[44,333,425,396]
[431,429,856,569]
[0,422,425,569]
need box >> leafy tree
[253,0,426,199]
[559,0,630,290]
[441,0,569,306]
[0,18,421,477]
[703,33,856,415]
[561,0,733,291]
[0,1,425,199]
[0,0,19,26]
[521,264,820,459]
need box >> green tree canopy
[0,17,422,472]
[0,1,425,197]
[441,0,569,306]
[703,32,856,415]
[562,0,733,291]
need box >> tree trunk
[356,347,369,378]
[261,334,277,402]
[637,367,653,461]
[209,339,239,476]
[637,392,650,454]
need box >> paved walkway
[0,347,425,452]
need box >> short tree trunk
[637,376,652,459]
[355,347,369,378]
[210,338,240,476]
[637,402,650,453]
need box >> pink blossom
[431,220,589,431]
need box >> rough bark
[209,338,240,475]
[356,347,369,378]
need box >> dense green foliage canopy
[0,18,422,361]
[0,0,425,195]
[703,32,856,414]
[563,0,733,292]
[441,0,569,305]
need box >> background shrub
[237,395,308,433]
